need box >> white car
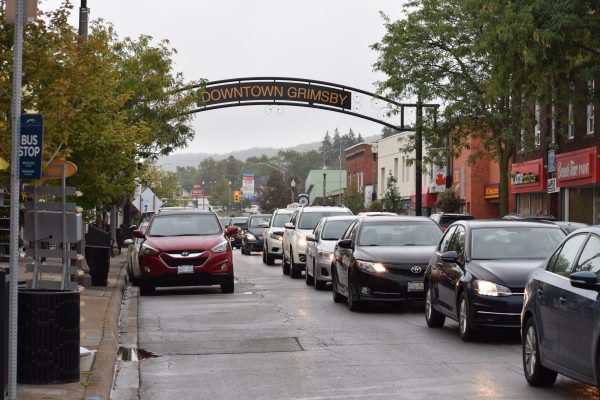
[305,215,357,289]
[282,206,352,278]
[262,208,295,265]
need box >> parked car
[123,221,149,285]
[424,220,565,341]
[521,226,600,388]
[331,216,443,311]
[357,212,398,216]
[219,217,232,228]
[282,206,353,278]
[263,208,294,265]
[241,213,272,255]
[429,213,474,231]
[132,209,239,296]
[227,217,248,249]
[502,213,588,235]
[305,216,357,289]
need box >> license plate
[407,281,424,292]
[177,265,194,274]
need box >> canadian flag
[435,172,446,186]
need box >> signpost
[19,114,43,180]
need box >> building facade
[345,142,376,208]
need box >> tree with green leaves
[382,173,404,214]
[342,182,364,214]
[258,170,288,212]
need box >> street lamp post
[290,179,296,203]
[322,166,327,206]
[202,180,205,210]
[228,180,232,213]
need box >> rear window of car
[321,219,355,240]
[358,221,443,246]
[148,214,222,237]
[298,211,352,230]
[231,218,248,228]
[471,227,565,260]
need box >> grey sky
[41,0,405,154]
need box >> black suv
[429,213,473,231]
[241,214,271,255]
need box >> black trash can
[0,269,8,397]
[85,225,111,286]
[17,289,80,384]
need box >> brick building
[345,143,377,208]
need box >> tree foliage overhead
[371,0,600,216]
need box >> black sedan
[522,226,600,388]
[331,216,443,311]
[424,220,565,341]
[241,213,271,255]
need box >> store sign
[510,159,544,193]
[484,184,499,199]
[19,114,43,180]
[242,172,255,197]
[510,171,538,185]
[556,154,591,181]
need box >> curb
[83,260,127,400]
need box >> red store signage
[556,147,599,187]
[510,159,545,193]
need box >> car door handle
[559,297,567,305]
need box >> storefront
[511,159,547,215]
[410,187,437,216]
[556,146,600,224]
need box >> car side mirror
[132,229,145,238]
[123,239,134,246]
[569,271,600,291]
[129,224,138,231]
[225,226,239,236]
[337,239,353,249]
[441,251,459,264]
[306,233,316,242]
[284,222,295,229]
[260,222,270,228]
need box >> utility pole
[78,0,89,42]
[415,96,423,216]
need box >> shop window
[569,188,594,225]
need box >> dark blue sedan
[522,226,600,388]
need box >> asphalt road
[129,251,598,399]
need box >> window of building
[534,102,541,147]
[394,158,398,179]
[587,80,595,135]
[568,102,574,139]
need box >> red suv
[132,210,239,296]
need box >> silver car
[305,215,357,289]
[262,209,294,265]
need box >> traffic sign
[233,191,240,203]
[19,114,43,179]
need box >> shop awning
[410,186,437,208]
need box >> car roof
[154,209,215,216]
[452,219,563,229]
[274,208,295,214]
[298,206,350,213]
[249,213,271,218]
[321,215,358,222]
[359,215,437,223]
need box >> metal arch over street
[184,77,439,131]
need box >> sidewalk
[13,251,128,400]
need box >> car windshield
[231,218,248,228]
[272,213,292,227]
[321,220,354,240]
[249,216,271,228]
[358,221,443,246]
[471,227,565,260]
[298,211,351,230]
[147,214,222,237]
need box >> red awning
[410,187,437,208]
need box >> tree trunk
[498,149,511,217]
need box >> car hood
[356,245,436,264]
[247,227,265,237]
[145,235,225,252]
[468,259,546,289]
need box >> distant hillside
[158,134,380,171]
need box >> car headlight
[211,241,229,253]
[246,233,257,241]
[298,234,307,246]
[270,232,283,241]
[473,280,512,297]
[141,242,159,256]
[318,251,334,261]
[356,260,386,273]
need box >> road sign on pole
[19,114,43,179]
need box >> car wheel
[425,285,445,328]
[314,263,327,290]
[523,318,557,386]
[266,250,275,266]
[347,274,363,312]
[290,247,301,278]
[220,276,235,294]
[262,250,266,264]
[282,253,291,275]
[332,269,346,303]
[305,260,314,286]
[139,282,154,296]
[458,292,475,341]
